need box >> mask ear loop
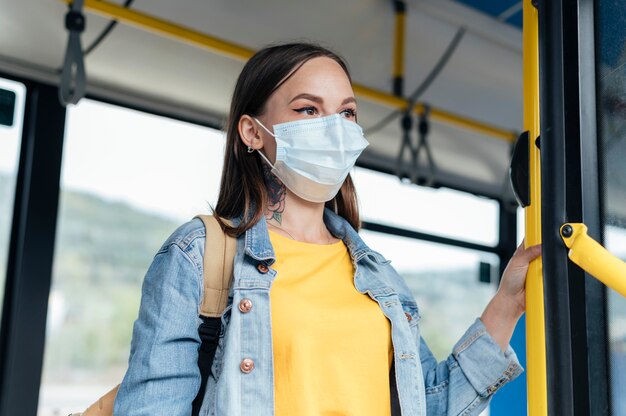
[253,118,276,137]
[256,147,276,168]
[251,118,277,168]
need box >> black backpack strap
[191,316,222,416]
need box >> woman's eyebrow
[288,94,356,106]
[289,93,323,104]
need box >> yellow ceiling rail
[66,0,255,60]
[61,0,517,143]
[561,223,626,298]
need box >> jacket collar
[322,208,372,260]
[241,208,373,263]
[242,214,275,263]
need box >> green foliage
[42,186,180,383]
[54,190,180,286]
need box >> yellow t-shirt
[269,229,393,416]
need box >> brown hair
[214,42,361,236]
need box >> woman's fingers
[511,242,542,266]
[500,243,542,295]
[521,244,542,263]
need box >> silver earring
[247,146,254,153]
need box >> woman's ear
[238,115,264,151]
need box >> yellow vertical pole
[392,1,406,97]
[523,0,547,415]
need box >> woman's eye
[294,106,317,116]
[340,108,357,119]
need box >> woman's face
[253,56,357,163]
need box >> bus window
[516,207,525,248]
[353,167,500,247]
[37,99,225,416]
[595,0,626,414]
[0,77,25,325]
[605,226,626,415]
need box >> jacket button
[240,358,255,374]
[257,263,269,273]
[404,312,412,322]
[238,298,253,313]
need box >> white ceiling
[0,0,524,203]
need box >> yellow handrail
[523,0,548,414]
[561,223,626,297]
[60,0,518,143]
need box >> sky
[2,80,626,273]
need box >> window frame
[0,74,66,416]
[0,70,522,415]
[537,0,611,414]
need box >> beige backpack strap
[194,215,237,318]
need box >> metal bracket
[59,0,87,106]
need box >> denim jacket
[114,208,522,416]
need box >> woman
[114,43,541,416]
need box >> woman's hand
[497,241,543,316]
[481,241,542,351]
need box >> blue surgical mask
[254,114,369,203]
